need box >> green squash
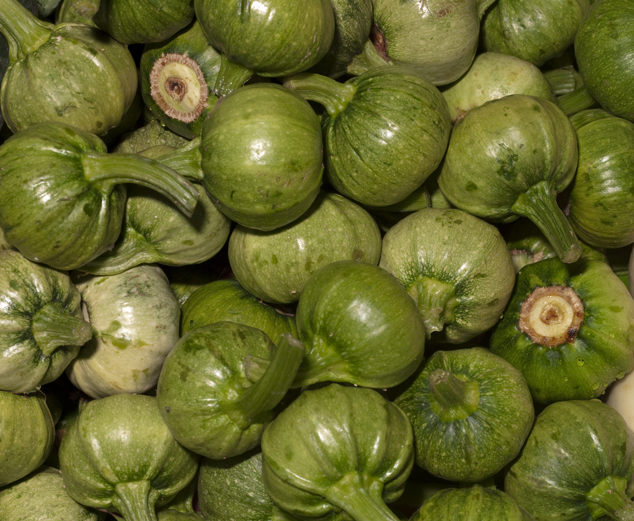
[0,122,198,271]
[164,263,219,307]
[157,322,304,459]
[0,0,137,135]
[379,208,516,344]
[285,67,451,207]
[66,265,181,399]
[438,94,581,263]
[490,255,634,403]
[200,83,323,231]
[59,393,200,521]
[0,466,106,521]
[55,0,99,25]
[0,250,92,393]
[195,0,334,95]
[567,109,634,248]
[506,399,634,520]
[262,383,414,521]
[395,348,534,483]
[294,260,426,389]
[228,191,381,304]
[180,279,298,344]
[0,391,54,487]
[505,219,558,273]
[410,485,535,520]
[575,0,634,122]
[481,0,591,67]
[113,120,189,155]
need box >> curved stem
[112,481,160,521]
[558,85,598,116]
[587,476,634,520]
[511,180,582,264]
[346,38,390,77]
[220,333,304,430]
[284,73,356,117]
[81,151,199,218]
[213,54,254,97]
[0,0,53,62]
[32,302,93,356]
[326,473,401,521]
[157,138,203,182]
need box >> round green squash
[395,348,534,483]
[200,83,323,231]
[228,191,382,304]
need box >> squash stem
[31,303,93,356]
[213,55,254,97]
[220,333,304,431]
[284,73,356,117]
[346,38,390,77]
[543,67,576,96]
[157,137,204,182]
[428,368,480,422]
[81,151,199,218]
[112,481,161,521]
[78,228,155,276]
[326,472,401,521]
[511,180,582,263]
[587,476,634,520]
[0,0,53,62]
[408,277,457,339]
[558,85,598,116]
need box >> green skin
[349,0,496,85]
[0,122,198,271]
[410,485,535,521]
[163,264,219,307]
[505,400,634,520]
[140,21,222,139]
[0,0,137,135]
[285,67,451,207]
[380,208,516,344]
[505,219,558,273]
[481,0,590,67]
[438,94,581,263]
[442,52,557,122]
[261,384,414,521]
[94,0,194,44]
[195,0,334,94]
[295,260,426,389]
[0,250,92,394]
[200,83,323,231]
[395,348,534,483]
[0,391,54,488]
[575,0,634,122]
[59,394,200,521]
[0,466,106,521]
[55,0,99,25]
[156,322,304,460]
[66,265,181,399]
[228,191,382,304]
[490,256,634,403]
[180,279,298,344]
[113,120,188,155]
[568,109,634,248]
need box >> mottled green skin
[80,183,230,275]
[114,120,188,155]
[195,0,334,77]
[295,260,426,388]
[66,265,180,399]
[201,83,323,230]
[575,0,634,122]
[157,321,284,459]
[0,466,106,521]
[229,192,381,304]
[324,66,451,207]
[442,52,557,122]
[94,0,194,44]
[180,279,298,345]
[55,0,99,25]
[395,348,534,483]
[438,94,578,221]
[59,394,199,520]
[490,256,634,403]
[1,23,137,135]
[0,391,54,487]
[262,384,414,521]
[371,0,495,85]
[411,485,535,520]
[568,109,634,248]
[506,400,634,520]
[380,208,515,344]
[141,21,222,139]
[0,250,89,393]
[481,0,590,67]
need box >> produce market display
[4,0,634,520]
